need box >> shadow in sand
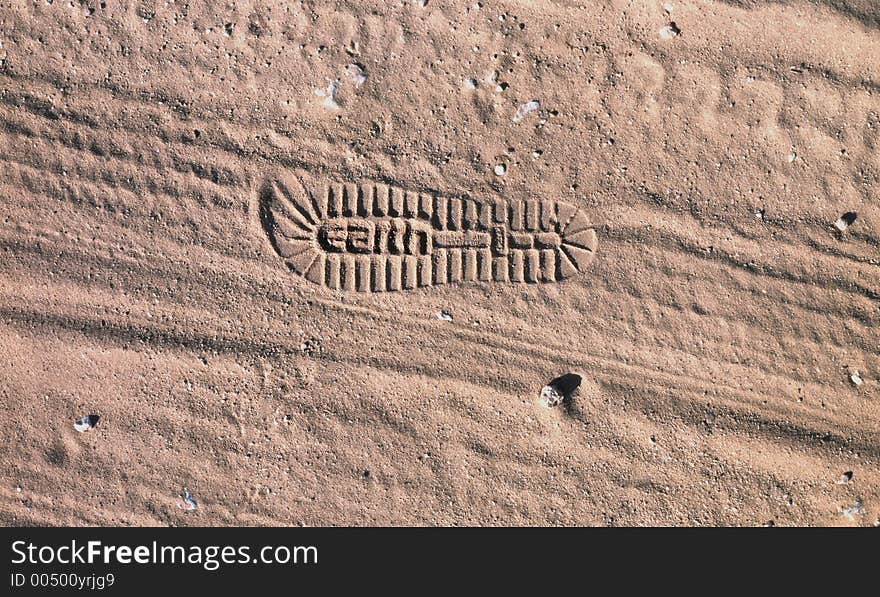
[550,373,582,396]
[547,373,584,419]
[75,414,100,431]
[258,182,284,258]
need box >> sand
[0,0,877,527]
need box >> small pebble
[494,164,507,176]
[180,487,198,511]
[850,370,863,386]
[834,212,857,232]
[300,338,323,356]
[513,100,540,122]
[74,414,99,433]
[540,384,565,407]
[659,22,681,39]
[837,471,854,484]
[436,310,453,321]
[463,77,478,90]
[787,152,797,163]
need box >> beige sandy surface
[0,0,878,526]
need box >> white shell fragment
[850,370,863,386]
[347,64,367,88]
[840,499,863,521]
[539,374,582,407]
[540,384,565,407]
[513,100,540,123]
[659,22,681,39]
[315,80,340,110]
[74,415,99,433]
[180,487,198,511]
[494,164,507,176]
[436,310,453,321]
[834,212,857,232]
[837,471,854,485]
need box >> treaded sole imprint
[260,172,597,292]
